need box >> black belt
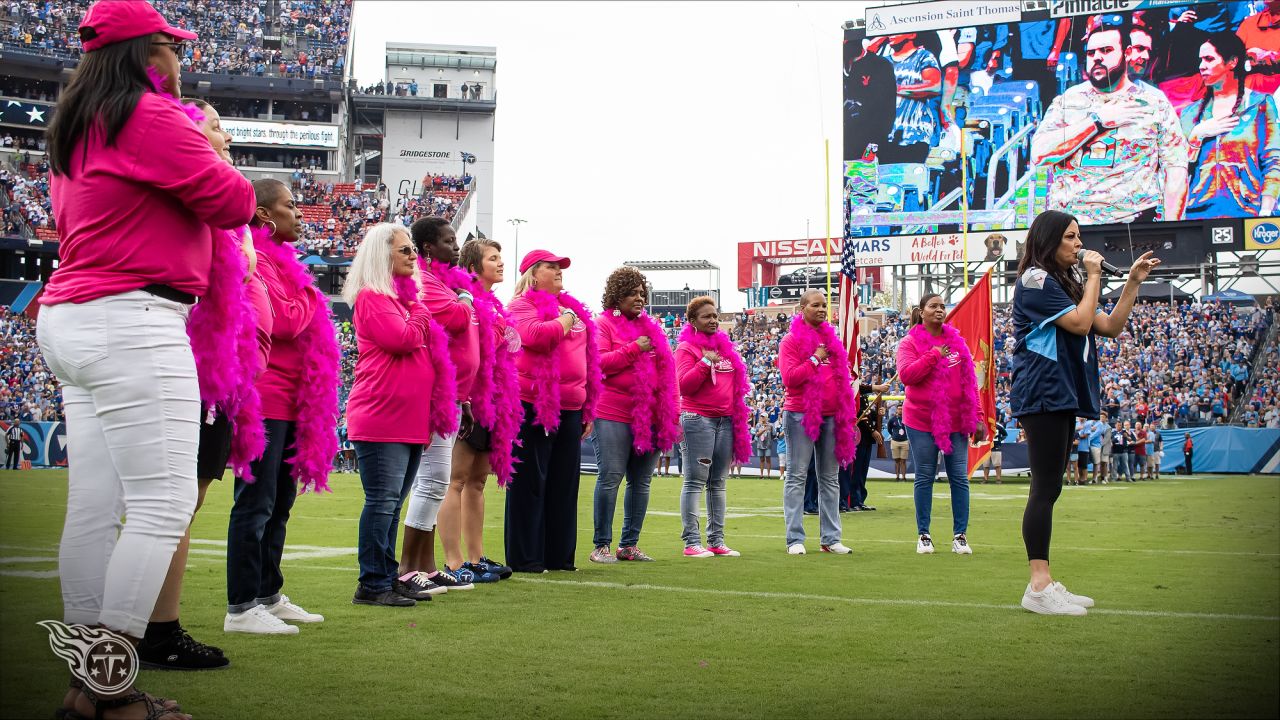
[142,283,196,305]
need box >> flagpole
[960,127,970,291]
[824,138,832,302]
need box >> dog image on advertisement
[983,233,1007,262]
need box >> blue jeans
[679,413,733,548]
[905,425,970,536]
[592,418,659,548]
[354,441,421,592]
[783,411,842,546]
[1113,451,1132,481]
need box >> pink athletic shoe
[706,545,741,557]
[683,545,714,558]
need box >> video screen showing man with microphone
[843,3,1280,235]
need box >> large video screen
[843,0,1280,241]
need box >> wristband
[701,357,714,367]
[457,291,474,303]
[809,355,821,366]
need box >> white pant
[37,291,199,637]
[403,432,455,531]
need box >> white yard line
[515,578,1280,623]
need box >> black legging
[1020,411,1076,562]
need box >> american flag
[837,236,860,377]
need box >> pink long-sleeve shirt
[778,333,838,415]
[345,289,434,444]
[510,295,588,411]
[254,250,318,422]
[421,269,479,402]
[896,327,982,434]
[42,93,255,306]
[596,313,648,424]
[675,342,738,417]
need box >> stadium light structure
[620,259,721,307]
[507,218,528,268]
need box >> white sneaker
[821,542,852,554]
[224,604,300,635]
[1021,583,1087,616]
[1053,581,1095,608]
[952,533,973,555]
[787,543,807,555]
[264,595,324,623]
[916,534,935,554]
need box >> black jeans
[847,436,875,507]
[227,419,298,612]
[803,456,818,513]
[505,403,583,573]
[1019,411,1075,562]
[5,440,19,469]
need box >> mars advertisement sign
[736,231,1024,289]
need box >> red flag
[946,269,997,477]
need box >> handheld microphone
[1077,249,1125,277]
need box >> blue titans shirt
[1010,268,1101,419]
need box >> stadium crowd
[1,159,53,232]
[1,0,352,79]
[0,307,62,423]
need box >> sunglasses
[152,41,189,54]
[395,246,418,257]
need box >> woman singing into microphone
[1011,210,1160,615]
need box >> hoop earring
[265,219,278,236]
[532,279,538,290]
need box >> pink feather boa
[187,226,266,480]
[470,284,523,486]
[392,257,460,438]
[144,66,266,478]
[678,324,754,463]
[251,225,340,493]
[903,323,981,454]
[521,289,602,432]
[786,315,860,466]
[600,311,680,454]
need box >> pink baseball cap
[78,1,198,53]
[520,249,571,274]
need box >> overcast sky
[350,1,872,309]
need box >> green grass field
[0,470,1277,719]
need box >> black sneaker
[429,568,474,591]
[457,562,501,583]
[138,627,230,671]
[856,504,876,512]
[352,585,416,607]
[393,572,439,601]
[477,556,513,579]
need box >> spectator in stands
[779,289,858,556]
[1178,31,1280,219]
[505,250,599,573]
[1127,23,1156,82]
[896,293,984,555]
[38,3,252,716]
[443,238,520,580]
[589,267,678,565]
[1031,24,1189,224]
[226,179,333,635]
[341,223,440,607]
[676,296,750,558]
